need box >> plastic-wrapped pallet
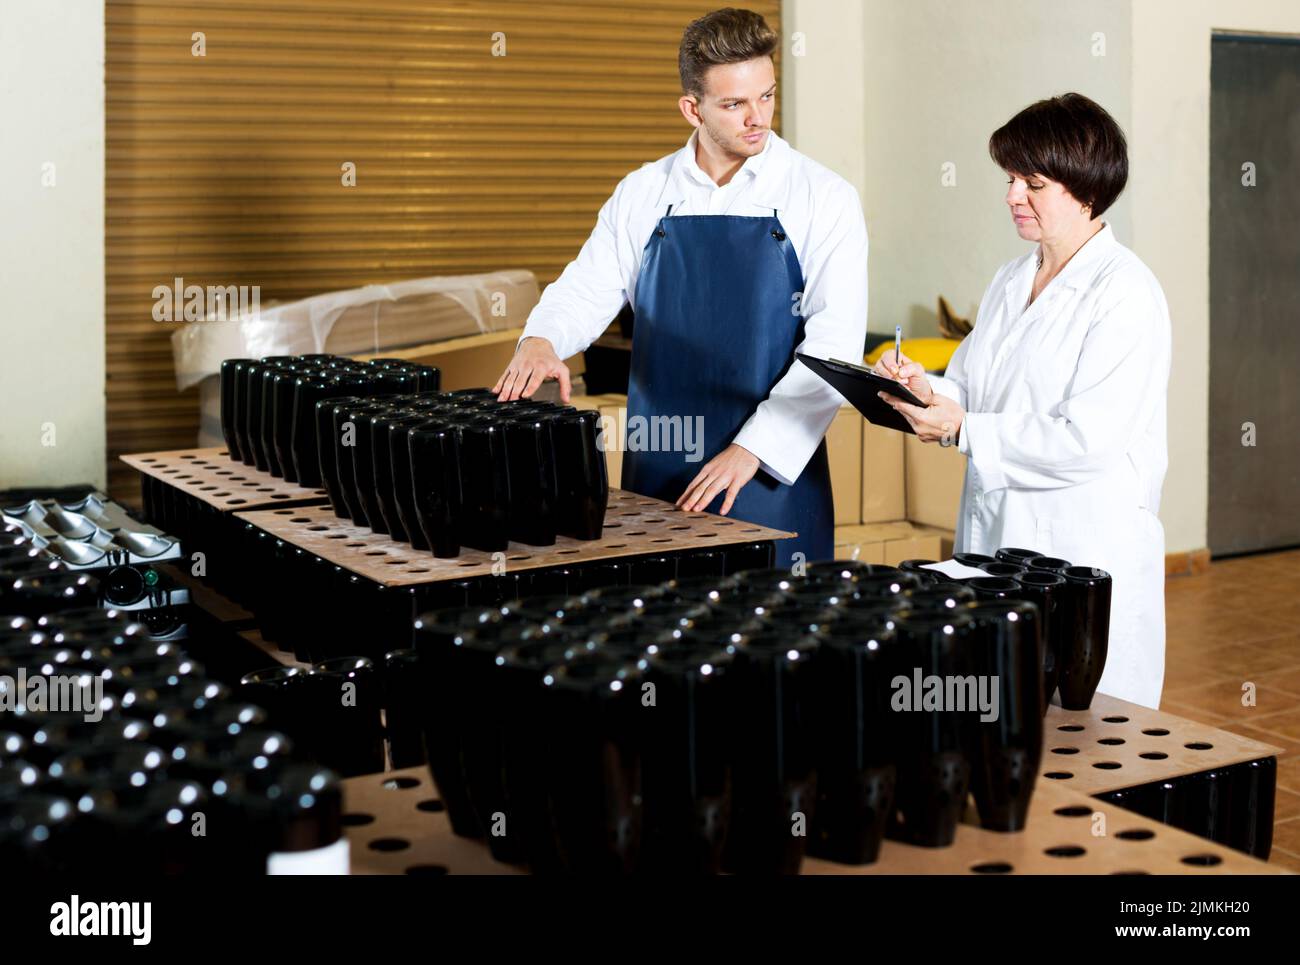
[171,270,540,446]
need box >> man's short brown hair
[678,8,778,97]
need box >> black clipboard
[796,353,925,435]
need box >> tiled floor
[1160,548,1300,872]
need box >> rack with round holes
[339,764,1288,876]
[122,447,330,511]
[1040,693,1281,792]
[234,489,791,586]
[1039,694,1282,856]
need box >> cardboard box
[833,520,956,564]
[861,421,905,523]
[904,433,967,531]
[827,404,863,526]
[834,537,885,564]
[921,524,957,560]
[358,327,586,393]
[883,526,945,565]
[833,520,943,564]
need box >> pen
[894,325,902,369]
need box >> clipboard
[795,353,926,435]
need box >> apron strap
[656,204,786,238]
[655,203,673,237]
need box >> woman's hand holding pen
[872,349,934,403]
[872,349,966,446]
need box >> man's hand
[675,444,760,515]
[873,349,934,405]
[493,337,572,402]
[878,390,965,446]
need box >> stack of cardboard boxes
[568,395,968,564]
[826,404,962,563]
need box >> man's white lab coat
[519,130,868,487]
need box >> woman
[876,93,1170,709]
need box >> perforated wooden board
[121,447,330,511]
[343,769,522,876]
[340,767,1287,876]
[234,490,793,587]
[1040,694,1284,794]
[811,779,1287,876]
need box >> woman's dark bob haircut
[989,93,1128,218]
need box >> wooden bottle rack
[234,490,792,587]
[121,447,330,511]
[340,763,1287,876]
[1040,693,1283,793]
[339,695,1287,875]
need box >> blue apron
[625,207,834,565]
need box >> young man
[493,8,867,565]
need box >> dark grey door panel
[1209,35,1300,556]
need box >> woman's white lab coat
[930,224,1171,709]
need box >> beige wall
[781,0,867,197]
[0,1,106,490]
[857,0,1132,339]
[784,0,1300,555]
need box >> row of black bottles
[316,388,610,555]
[411,560,1050,875]
[238,655,405,779]
[250,539,778,671]
[0,605,347,874]
[219,352,612,555]
[904,547,1114,711]
[2,523,100,616]
[1098,763,1275,859]
[218,354,440,488]
[234,548,787,774]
